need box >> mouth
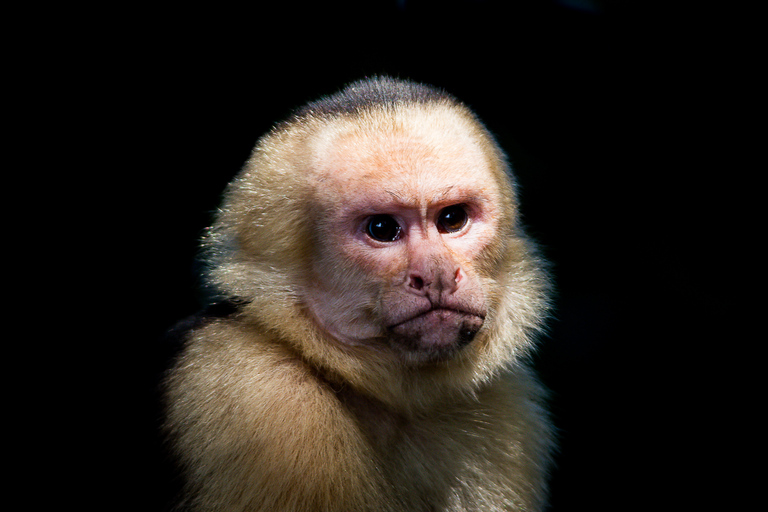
[389,307,483,330]
[387,307,486,349]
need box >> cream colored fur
[164,77,554,511]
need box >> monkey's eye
[366,215,403,242]
[437,205,469,233]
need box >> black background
[49,1,755,510]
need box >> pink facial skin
[304,111,503,363]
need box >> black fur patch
[295,76,455,118]
[164,298,248,348]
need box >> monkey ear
[199,166,314,303]
[200,228,278,303]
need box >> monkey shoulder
[165,318,389,510]
[167,318,387,511]
[169,317,356,428]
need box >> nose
[405,265,461,296]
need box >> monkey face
[303,106,507,364]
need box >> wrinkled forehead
[307,105,502,202]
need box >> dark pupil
[438,205,467,232]
[367,215,401,242]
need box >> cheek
[314,224,402,289]
[338,242,406,282]
[447,217,500,269]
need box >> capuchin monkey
[163,77,555,511]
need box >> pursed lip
[387,306,485,330]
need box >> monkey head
[203,78,550,406]
[304,105,509,365]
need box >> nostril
[409,275,425,290]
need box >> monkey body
[164,78,554,511]
[167,317,551,511]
